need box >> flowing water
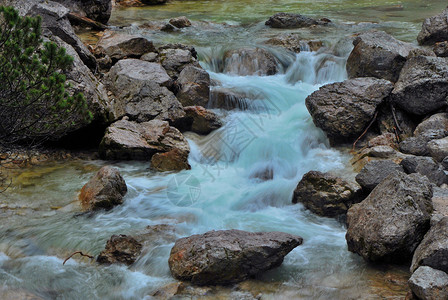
[1,0,447,299]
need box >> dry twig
[63,251,94,265]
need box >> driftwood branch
[390,103,402,132]
[352,111,379,151]
[63,251,94,265]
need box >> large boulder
[176,66,210,107]
[355,160,405,192]
[184,106,222,135]
[95,30,155,62]
[428,137,448,162]
[409,266,448,300]
[27,1,97,70]
[99,119,190,161]
[346,172,433,263]
[265,12,330,29]
[223,48,278,76]
[417,7,448,45]
[414,113,448,137]
[411,217,448,273]
[391,56,448,116]
[401,156,448,186]
[305,77,394,145]
[346,31,419,82]
[51,36,115,123]
[78,166,127,211]
[168,229,303,285]
[151,148,191,172]
[51,0,112,23]
[400,131,447,156]
[97,235,142,265]
[292,171,361,217]
[106,59,187,126]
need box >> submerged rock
[79,166,127,211]
[265,12,330,29]
[169,16,191,28]
[346,30,418,82]
[391,56,448,116]
[223,48,278,76]
[99,119,190,161]
[346,172,433,263]
[292,171,361,217]
[417,7,448,45]
[305,77,393,145]
[168,229,302,285]
[97,234,142,265]
[95,30,155,62]
[265,33,323,53]
[184,106,222,135]
[355,160,404,192]
[411,217,448,273]
[409,266,448,300]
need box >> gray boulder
[355,160,404,192]
[176,66,210,107]
[168,229,303,285]
[265,33,323,53]
[265,12,330,28]
[99,119,190,161]
[159,47,200,79]
[305,77,394,145]
[391,56,448,116]
[346,172,433,263]
[95,30,155,62]
[78,166,127,211]
[28,1,97,70]
[414,113,448,137]
[223,48,278,76]
[106,59,187,126]
[401,156,448,186]
[169,16,191,28]
[400,131,448,156]
[417,7,448,45]
[292,171,361,217]
[409,266,448,300]
[347,30,418,82]
[411,217,448,273]
[428,137,448,162]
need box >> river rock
[223,48,278,76]
[159,47,200,79]
[168,229,303,285]
[305,77,394,145]
[355,160,405,192]
[292,171,361,217]
[391,56,448,116]
[27,1,97,70]
[346,172,433,263]
[169,16,191,28]
[106,59,187,126]
[347,30,418,82]
[400,130,448,156]
[434,41,448,58]
[141,0,167,4]
[176,66,210,107]
[401,156,448,186]
[95,30,155,62]
[97,234,142,265]
[99,119,190,161]
[409,266,448,300]
[415,113,448,137]
[265,33,323,53]
[209,87,249,110]
[78,166,127,211]
[52,0,112,23]
[428,137,448,162]
[417,7,448,45]
[184,106,222,135]
[411,217,448,273]
[151,148,191,172]
[265,12,330,29]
